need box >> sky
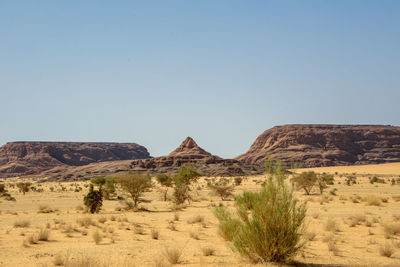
[0,1,399,158]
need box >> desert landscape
[2,1,399,266]
[1,161,400,266]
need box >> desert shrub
[76,217,96,228]
[164,247,183,264]
[37,228,50,241]
[317,173,334,194]
[383,222,400,237]
[202,246,215,256]
[151,228,159,239]
[37,204,55,213]
[208,181,235,200]
[234,177,243,186]
[292,171,317,195]
[116,173,152,209]
[214,175,307,263]
[0,184,15,201]
[172,164,201,205]
[14,219,30,228]
[83,184,103,213]
[364,195,381,206]
[187,215,204,224]
[156,173,173,201]
[379,243,394,257]
[324,218,338,232]
[345,175,357,186]
[16,182,31,195]
[92,230,102,244]
[370,176,385,184]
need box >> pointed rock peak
[179,137,198,149]
[169,137,212,156]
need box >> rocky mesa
[235,124,400,167]
[130,137,261,176]
[0,142,151,177]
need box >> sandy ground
[1,163,400,266]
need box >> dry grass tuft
[202,246,215,256]
[163,247,183,264]
[364,195,382,206]
[14,219,30,228]
[37,228,50,241]
[189,231,200,240]
[379,243,394,257]
[324,218,338,232]
[383,222,400,238]
[187,215,204,224]
[92,230,102,245]
[151,228,159,240]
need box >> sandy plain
[1,163,400,266]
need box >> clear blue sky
[1,1,399,158]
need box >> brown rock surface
[130,137,260,176]
[235,124,400,167]
[0,142,150,177]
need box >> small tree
[83,184,103,213]
[209,180,235,200]
[117,173,152,208]
[16,182,31,195]
[317,173,334,194]
[292,171,317,195]
[156,174,173,201]
[172,164,201,205]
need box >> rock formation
[0,142,151,177]
[235,124,400,167]
[130,137,260,176]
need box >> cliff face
[0,142,151,176]
[235,125,400,167]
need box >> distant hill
[235,124,400,167]
[0,141,151,177]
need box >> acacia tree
[172,164,201,205]
[16,182,31,195]
[156,173,173,201]
[291,171,317,195]
[117,173,152,208]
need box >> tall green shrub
[83,184,103,213]
[214,175,307,263]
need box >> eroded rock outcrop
[0,142,151,177]
[235,124,400,167]
[130,137,260,176]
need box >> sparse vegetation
[83,184,103,213]
[116,173,152,209]
[214,172,307,262]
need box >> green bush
[83,184,103,213]
[172,164,201,205]
[214,175,307,263]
